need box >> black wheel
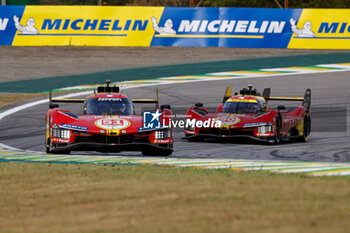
[297,114,311,142]
[46,138,52,153]
[142,149,172,156]
[46,139,71,154]
[270,115,281,144]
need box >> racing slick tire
[297,114,311,142]
[269,115,282,145]
[45,138,52,153]
[46,139,71,154]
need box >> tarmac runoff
[53,63,350,92]
[0,145,350,177]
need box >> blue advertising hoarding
[150,7,303,48]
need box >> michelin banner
[0,6,349,49]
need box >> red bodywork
[46,92,173,155]
[184,92,311,144]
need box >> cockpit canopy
[85,97,134,115]
[222,97,265,114]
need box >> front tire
[297,114,311,142]
[46,139,71,154]
[46,138,53,153]
[270,116,281,144]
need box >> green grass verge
[1,162,349,233]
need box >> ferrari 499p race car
[45,81,173,156]
[184,85,311,144]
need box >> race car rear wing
[263,88,311,111]
[222,86,232,103]
[49,89,85,105]
[222,86,311,111]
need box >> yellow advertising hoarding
[12,6,164,46]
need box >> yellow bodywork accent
[224,87,232,99]
[268,97,304,101]
[227,99,258,103]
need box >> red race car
[184,85,311,144]
[45,81,173,156]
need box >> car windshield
[85,98,134,115]
[222,101,259,114]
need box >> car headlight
[258,122,273,134]
[53,128,71,139]
[155,129,171,139]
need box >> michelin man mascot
[290,18,315,37]
[13,15,39,34]
[151,16,176,35]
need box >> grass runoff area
[0,93,47,109]
[0,162,349,233]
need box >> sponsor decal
[288,9,350,49]
[151,8,303,48]
[154,139,172,143]
[0,18,9,30]
[257,133,273,136]
[52,138,70,143]
[61,123,88,131]
[9,6,164,46]
[97,98,121,101]
[1,6,349,48]
[95,118,131,130]
[243,122,266,128]
[216,115,240,125]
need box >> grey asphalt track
[0,71,349,162]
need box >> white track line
[0,91,92,121]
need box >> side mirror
[49,103,59,109]
[160,104,171,110]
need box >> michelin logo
[152,17,176,35]
[13,15,39,34]
[290,18,315,37]
[152,17,286,34]
[0,18,9,30]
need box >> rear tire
[297,114,311,142]
[270,116,281,144]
